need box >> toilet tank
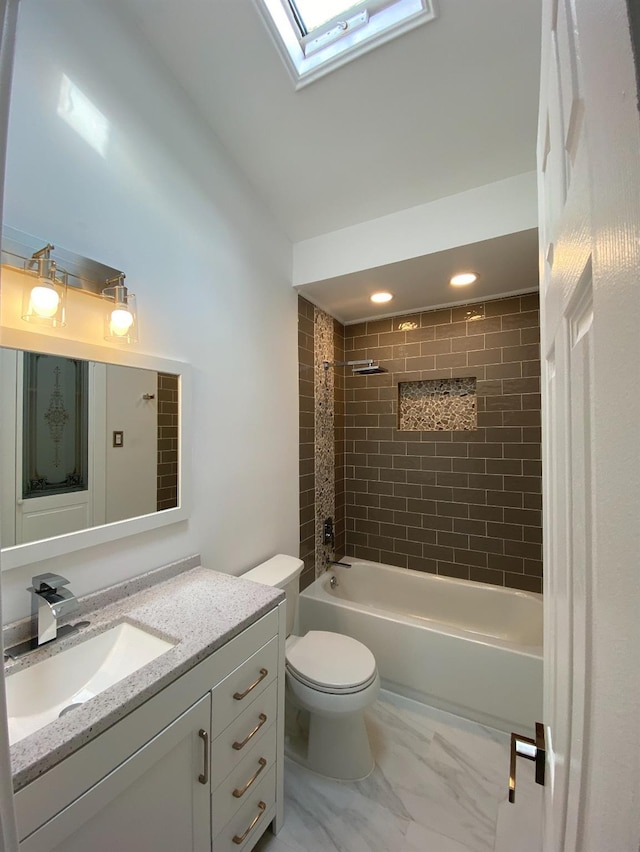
[243,555,304,637]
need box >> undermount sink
[5,622,176,745]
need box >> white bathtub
[299,560,543,733]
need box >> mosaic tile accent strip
[399,377,477,431]
[314,307,336,577]
[299,296,316,588]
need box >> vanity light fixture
[449,272,478,287]
[370,291,393,304]
[21,244,67,327]
[13,232,140,344]
[103,274,138,343]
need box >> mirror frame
[0,326,191,571]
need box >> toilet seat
[285,631,377,695]
[286,664,378,695]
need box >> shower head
[351,364,388,375]
[323,359,387,375]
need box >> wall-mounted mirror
[0,228,191,570]
[0,344,190,571]
[1,348,179,549]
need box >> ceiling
[122,0,542,242]
[299,228,539,323]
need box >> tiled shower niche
[399,377,477,432]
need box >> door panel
[538,0,640,849]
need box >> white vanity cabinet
[13,604,286,852]
[19,695,211,852]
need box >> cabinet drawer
[213,767,275,852]
[212,728,276,831]
[212,680,277,783]
[211,637,278,737]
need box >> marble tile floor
[254,690,541,852]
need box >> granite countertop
[4,557,283,791]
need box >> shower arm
[323,359,375,370]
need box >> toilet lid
[286,631,377,691]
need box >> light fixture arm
[31,243,54,260]
[104,272,127,303]
[29,244,56,279]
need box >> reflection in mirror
[1,348,179,549]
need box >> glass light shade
[30,284,60,317]
[103,289,137,343]
[21,261,67,327]
[110,308,134,335]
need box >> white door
[537,0,640,850]
[5,351,93,545]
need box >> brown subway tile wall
[157,372,179,511]
[343,294,542,593]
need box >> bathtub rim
[301,558,543,659]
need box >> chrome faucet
[325,559,352,569]
[28,574,79,646]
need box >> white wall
[293,171,538,285]
[0,0,299,623]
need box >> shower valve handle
[323,517,335,546]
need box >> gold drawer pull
[232,801,266,845]
[233,713,267,750]
[233,668,268,700]
[233,757,267,798]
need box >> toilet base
[307,711,375,781]
[285,677,378,781]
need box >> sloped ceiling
[119,0,541,317]
[123,0,542,243]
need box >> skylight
[256,0,437,88]
[291,1,363,33]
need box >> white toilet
[243,554,380,781]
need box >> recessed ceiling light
[450,272,478,287]
[370,292,393,304]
